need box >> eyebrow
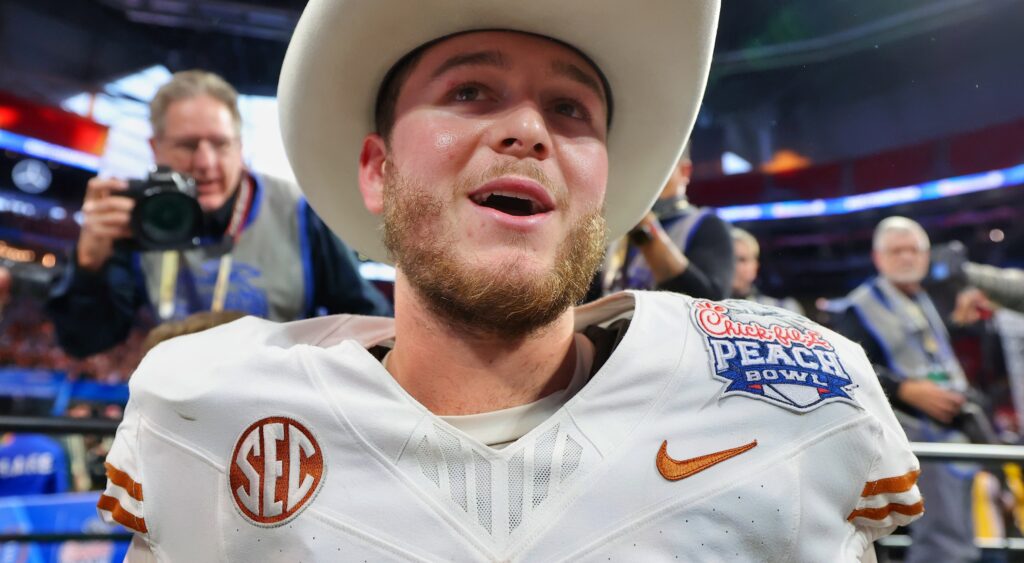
[430,50,509,79]
[430,50,605,100]
[551,60,606,103]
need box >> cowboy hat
[279,0,720,263]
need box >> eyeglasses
[160,136,239,158]
[881,246,926,257]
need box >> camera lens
[136,191,200,245]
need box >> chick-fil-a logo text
[694,301,833,351]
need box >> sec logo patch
[229,417,325,527]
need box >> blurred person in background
[47,70,391,358]
[64,402,121,491]
[597,145,733,300]
[730,227,804,314]
[0,432,69,496]
[836,216,984,563]
[141,309,247,354]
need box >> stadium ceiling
[1,0,1018,98]
[1,0,1021,164]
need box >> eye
[452,85,484,102]
[552,99,591,122]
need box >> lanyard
[156,176,255,319]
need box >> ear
[678,159,693,179]
[148,137,158,156]
[359,134,388,215]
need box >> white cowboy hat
[279,0,720,263]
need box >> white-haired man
[837,216,977,563]
[98,2,921,560]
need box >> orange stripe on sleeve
[847,500,925,522]
[97,494,149,534]
[860,470,920,497]
[104,462,144,501]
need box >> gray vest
[140,173,308,322]
[849,277,972,444]
[848,277,966,389]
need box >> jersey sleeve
[841,340,924,542]
[97,396,150,539]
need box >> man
[99,2,921,560]
[731,227,804,314]
[599,146,734,300]
[47,70,390,358]
[836,216,978,563]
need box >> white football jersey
[99,291,922,562]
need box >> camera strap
[157,251,179,320]
[211,176,255,312]
[156,176,255,318]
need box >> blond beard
[382,163,607,340]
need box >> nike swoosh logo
[656,439,758,481]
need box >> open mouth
[471,191,550,216]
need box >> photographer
[47,70,390,358]
[835,217,987,563]
[598,146,734,300]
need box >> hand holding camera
[77,176,134,271]
[76,167,204,270]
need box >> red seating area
[949,119,1024,176]
[772,162,843,201]
[852,143,934,195]
[690,117,1024,207]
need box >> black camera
[117,166,203,251]
[929,241,969,285]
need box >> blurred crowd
[0,294,149,385]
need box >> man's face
[364,31,610,336]
[658,159,691,201]
[732,240,758,296]
[151,94,244,212]
[874,230,930,286]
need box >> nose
[489,104,552,160]
[191,139,218,172]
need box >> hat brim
[279,0,720,264]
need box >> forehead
[880,229,926,248]
[163,95,234,133]
[408,30,607,96]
